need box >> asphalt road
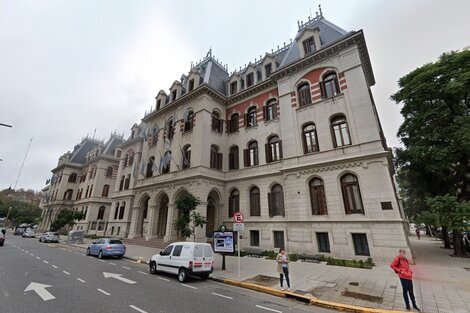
[0,234,338,313]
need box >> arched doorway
[156,194,169,238]
[137,195,150,237]
[206,189,221,240]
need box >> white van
[149,242,214,282]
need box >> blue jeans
[280,267,290,288]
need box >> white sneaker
[280,288,284,291]
[287,288,291,292]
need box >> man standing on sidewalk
[390,249,421,311]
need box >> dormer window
[230,81,238,95]
[265,63,272,77]
[188,79,195,92]
[156,99,161,110]
[246,73,254,88]
[303,36,316,55]
[171,90,177,101]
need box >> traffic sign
[233,223,244,231]
[233,212,244,223]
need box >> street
[0,235,336,313]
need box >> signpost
[213,227,234,271]
[233,212,244,277]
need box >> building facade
[42,13,411,261]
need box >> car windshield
[109,240,123,245]
[203,245,213,257]
[52,232,59,236]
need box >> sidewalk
[66,235,470,313]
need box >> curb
[63,242,149,264]
[211,277,409,313]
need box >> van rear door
[192,244,213,273]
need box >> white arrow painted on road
[103,272,136,284]
[24,282,55,301]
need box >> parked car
[39,232,60,243]
[86,238,126,259]
[13,227,26,236]
[149,242,214,283]
[22,229,36,238]
[0,229,5,246]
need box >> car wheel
[98,250,104,259]
[149,261,157,274]
[39,238,42,242]
[178,268,188,283]
[201,274,209,281]
[86,248,91,256]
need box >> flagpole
[14,137,33,190]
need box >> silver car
[22,229,36,238]
[39,232,60,243]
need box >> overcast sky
[1,0,469,191]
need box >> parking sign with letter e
[233,212,244,223]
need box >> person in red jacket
[390,249,421,311]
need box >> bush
[288,253,299,262]
[86,234,102,240]
[262,250,277,259]
[325,256,375,269]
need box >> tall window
[119,176,124,191]
[309,178,327,215]
[250,230,260,246]
[264,99,278,121]
[322,72,339,98]
[341,174,364,214]
[228,113,239,133]
[105,166,113,178]
[166,119,174,141]
[211,111,223,133]
[89,185,93,197]
[156,99,161,110]
[188,79,195,92]
[118,202,126,220]
[246,72,254,87]
[113,202,119,220]
[102,184,110,197]
[268,184,285,217]
[246,106,257,127]
[230,81,237,95]
[331,115,351,147]
[146,156,155,178]
[265,63,272,77]
[273,231,285,249]
[184,110,194,132]
[162,151,171,174]
[128,151,134,166]
[124,174,130,190]
[68,173,77,183]
[352,233,370,256]
[316,232,330,253]
[302,123,319,154]
[250,186,261,216]
[64,189,73,200]
[171,89,177,101]
[228,189,240,218]
[210,145,222,170]
[244,141,259,167]
[182,145,191,169]
[266,135,282,163]
[228,146,239,170]
[97,206,105,220]
[303,36,315,54]
[298,83,312,106]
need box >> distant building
[41,12,410,260]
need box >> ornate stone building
[42,13,411,261]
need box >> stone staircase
[122,237,168,249]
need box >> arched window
[298,82,312,106]
[331,115,351,147]
[68,173,77,183]
[210,145,222,170]
[182,145,191,169]
[128,151,135,166]
[101,184,110,197]
[228,113,239,133]
[244,141,258,167]
[123,154,128,168]
[118,202,126,219]
[162,151,171,174]
[246,106,257,127]
[97,206,105,220]
[264,99,278,121]
[250,186,261,216]
[146,156,155,178]
[302,123,319,154]
[266,135,282,163]
[228,145,239,170]
[64,189,73,200]
[149,125,159,146]
[124,174,130,190]
[228,189,240,218]
[309,178,327,215]
[268,184,285,217]
[114,202,120,220]
[119,175,125,191]
[184,110,194,132]
[105,166,113,178]
[211,111,222,133]
[321,72,340,98]
[341,174,364,214]
[166,118,174,141]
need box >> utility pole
[0,123,13,128]
[14,137,33,190]
[3,207,12,227]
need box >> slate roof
[68,134,124,165]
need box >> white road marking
[255,305,282,313]
[77,278,86,283]
[109,262,116,266]
[52,265,58,269]
[30,253,34,256]
[62,271,70,275]
[138,271,148,275]
[129,305,148,313]
[24,282,55,301]
[102,272,136,284]
[36,257,41,260]
[61,248,66,250]
[99,259,105,262]
[80,253,86,256]
[181,284,197,289]
[157,277,170,282]
[212,292,233,300]
[43,260,49,264]
[122,266,131,270]
[24,250,28,253]
[97,288,110,296]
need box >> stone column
[127,207,140,239]
[164,203,176,242]
[145,204,157,240]
[193,201,208,242]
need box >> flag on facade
[132,160,138,178]
[139,159,145,176]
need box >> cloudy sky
[0,0,469,191]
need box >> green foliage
[262,250,277,259]
[425,195,470,232]
[288,253,300,262]
[50,209,85,231]
[174,193,206,241]
[86,234,102,240]
[323,256,375,269]
[0,199,42,225]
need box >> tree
[174,193,206,242]
[392,50,470,256]
[50,209,85,232]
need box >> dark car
[13,227,26,236]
